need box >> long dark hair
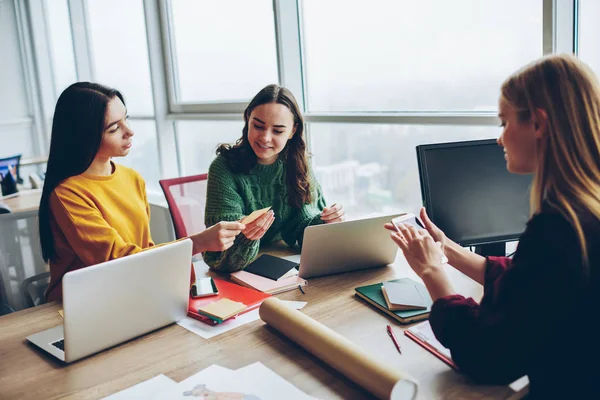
[217,84,312,208]
[39,82,124,262]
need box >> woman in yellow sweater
[40,82,244,301]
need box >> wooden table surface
[0,189,42,213]
[0,243,523,399]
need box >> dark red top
[429,208,600,399]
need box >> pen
[298,285,305,294]
[386,325,402,354]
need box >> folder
[243,254,299,281]
[188,278,270,324]
[355,278,432,324]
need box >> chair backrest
[20,271,50,308]
[159,174,208,239]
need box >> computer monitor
[416,139,532,257]
[0,154,21,182]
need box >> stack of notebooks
[355,278,433,324]
[189,278,270,325]
[231,254,307,294]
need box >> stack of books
[355,278,432,324]
[230,254,307,294]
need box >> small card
[197,298,247,322]
[240,206,271,224]
[58,309,64,318]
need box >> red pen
[387,325,402,354]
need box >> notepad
[197,298,247,323]
[405,320,457,370]
[381,281,427,311]
[241,206,271,224]
[244,254,299,281]
[355,278,432,324]
[230,270,307,294]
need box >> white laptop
[298,214,402,278]
[27,239,192,363]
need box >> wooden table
[0,243,524,399]
[0,189,42,213]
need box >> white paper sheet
[103,374,176,399]
[178,309,261,339]
[178,301,307,339]
[154,363,314,400]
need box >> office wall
[0,0,36,159]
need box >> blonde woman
[387,54,600,398]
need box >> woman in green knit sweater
[204,84,345,272]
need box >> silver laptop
[298,214,402,278]
[27,239,192,363]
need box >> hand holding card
[241,206,271,224]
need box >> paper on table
[178,301,306,339]
[259,298,418,400]
[58,309,64,318]
[103,374,176,399]
[241,206,271,224]
[155,363,313,400]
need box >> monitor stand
[474,242,506,257]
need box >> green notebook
[355,278,432,324]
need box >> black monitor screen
[417,139,532,246]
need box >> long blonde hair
[501,54,600,274]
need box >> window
[0,0,36,158]
[578,0,600,75]
[309,124,499,217]
[176,121,244,175]
[86,0,154,116]
[114,120,160,191]
[167,0,279,104]
[44,0,77,99]
[301,0,543,112]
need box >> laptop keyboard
[51,339,65,351]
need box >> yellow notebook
[197,298,247,322]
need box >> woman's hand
[321,203,345,223]
[419,207,447,254]
[390,223,444,279]
[192,221,245,253]
[242,210,275,240]
[390,223,455,300]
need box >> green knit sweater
[203,154,327,272]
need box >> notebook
[381,281,427,311]
[197,298,248,324]
[355,278,432,324]
[404,320,457,370]
[188,278,270,324]
[230,270,307,294]
[244,254,299,281]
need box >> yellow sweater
[46,162,154,301]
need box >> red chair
[159,174,208,239]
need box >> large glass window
[578,0,600,75]
[86,0,154,116]
[114,120,160,191]
[309,124,499,217]
[168,0,278,103]
[176,121,244,175]
[44,0,77,99]
[301,0,543,112]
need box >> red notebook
[188,278,271,324]
[404,321,457,370]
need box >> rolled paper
[259,297,418,400]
